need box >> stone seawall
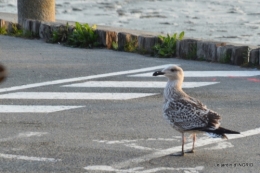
[1,18,259,66]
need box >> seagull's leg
[191,133,196,153]
[171,132,185,156]
[181,132,185,156]
[186,133,196,153]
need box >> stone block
[231,45,249,65]
[259,49,260,65]
[39,22,52,41]
[216,45,233,63]
[31,20,41,37]
[196,41,226,61]
[176,39,198,59]
[118,32,138,51]
[22,19,33,31]
[138,35,159,53]
[95,29,117,49]
[249,48,259,65]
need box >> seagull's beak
[153,71,165,76]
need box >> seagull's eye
[170,69,176,72]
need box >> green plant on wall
[153,31,184,58]
[10,24,23,36]
[50,23,70,43]
[112,41,118,50]
[0,26,7,35]
[22,29,37,39]
[124,37,138,52]
[67,22,99,48]
[0,24,35,39]
[220,51,231,63]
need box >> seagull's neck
[164,79,183,100]
[167,79,183,90]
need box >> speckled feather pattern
[163,80,221,133]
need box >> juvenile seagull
[153,65,240,156]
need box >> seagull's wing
[164,97,221,131]
[184,95,207,109]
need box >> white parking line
[0,153,61,162]
[0,131,61,162]
[0,105,85,113]
[0,92,158,100]
[63,81,219,88]
[129,71,260,77]
[0,132,48,142]
[0,64,172,93]
[84,165,204,173]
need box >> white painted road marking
[0,65,174,113]
[93,137,181,151]
[0,64,172,93]
[129,71,260,77]
[0,132,48,142]
[93,136,234,152]
[204,141,234,150]
[84,165,204,173]
[0,131,61,162]
[83,127,260,172]
[0,92,158,100]
[0,105,85,113]
[0,153,61,162]
[63,81,219,88]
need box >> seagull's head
[153,65,184,82]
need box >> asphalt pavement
[0,35,259,173]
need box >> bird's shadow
[169,150,195,157]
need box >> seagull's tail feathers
[203,127,240,139]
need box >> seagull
[153,65,240,156]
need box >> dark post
[17,0,55,25]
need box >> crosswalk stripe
[0,92,158,100]
[63,81,219,88]
[0,105,84,113]
[0,64,172,94]
[129,71,260,77]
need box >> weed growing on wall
[220,52,231,63]
[112,41,118,50]
[0,24,36,39]
[9,24,23,37]
[124,38,138,52]
[153,31,184,58]
[0,26,7,35]
[67,22,99,48]
[50,23,70,43]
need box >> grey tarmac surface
[0,35,259,173]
